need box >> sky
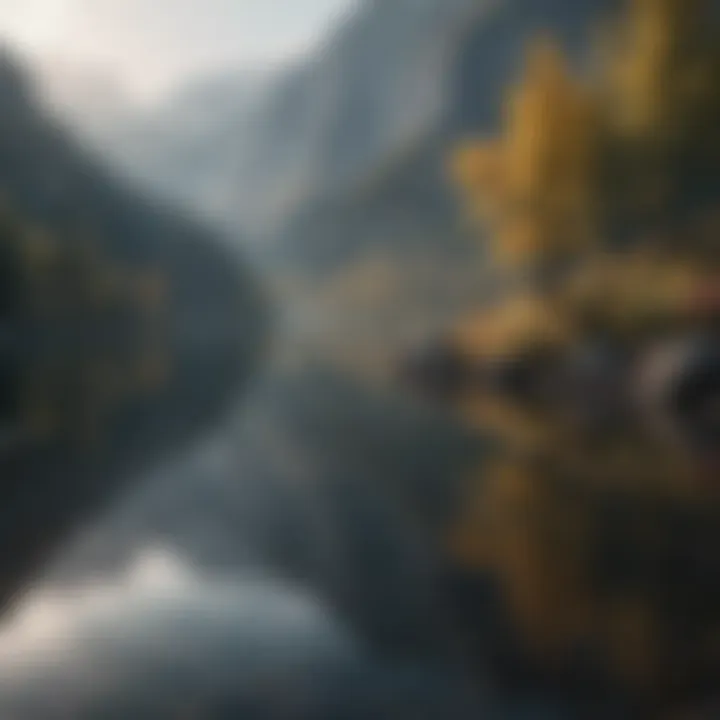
[0,0,356,101]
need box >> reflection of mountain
[0,552,486,719]
[53,364,486,656]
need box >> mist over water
[0,548,365,718]
[0,353,486,718]
[0,544,493,719]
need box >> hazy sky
[0,0,355,99]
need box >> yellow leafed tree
[452,38,602,266]
[451,0,720,268]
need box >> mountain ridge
[0,48,267,612]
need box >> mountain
[249,0,615,379]
[38,62,278,225]
[0,50,267,612]
[63,0,486,243]
[73,0,611,254]
[43,0,621,390]
[61,0,617,378]
[270,0,612,268]
[226,0,485,236]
